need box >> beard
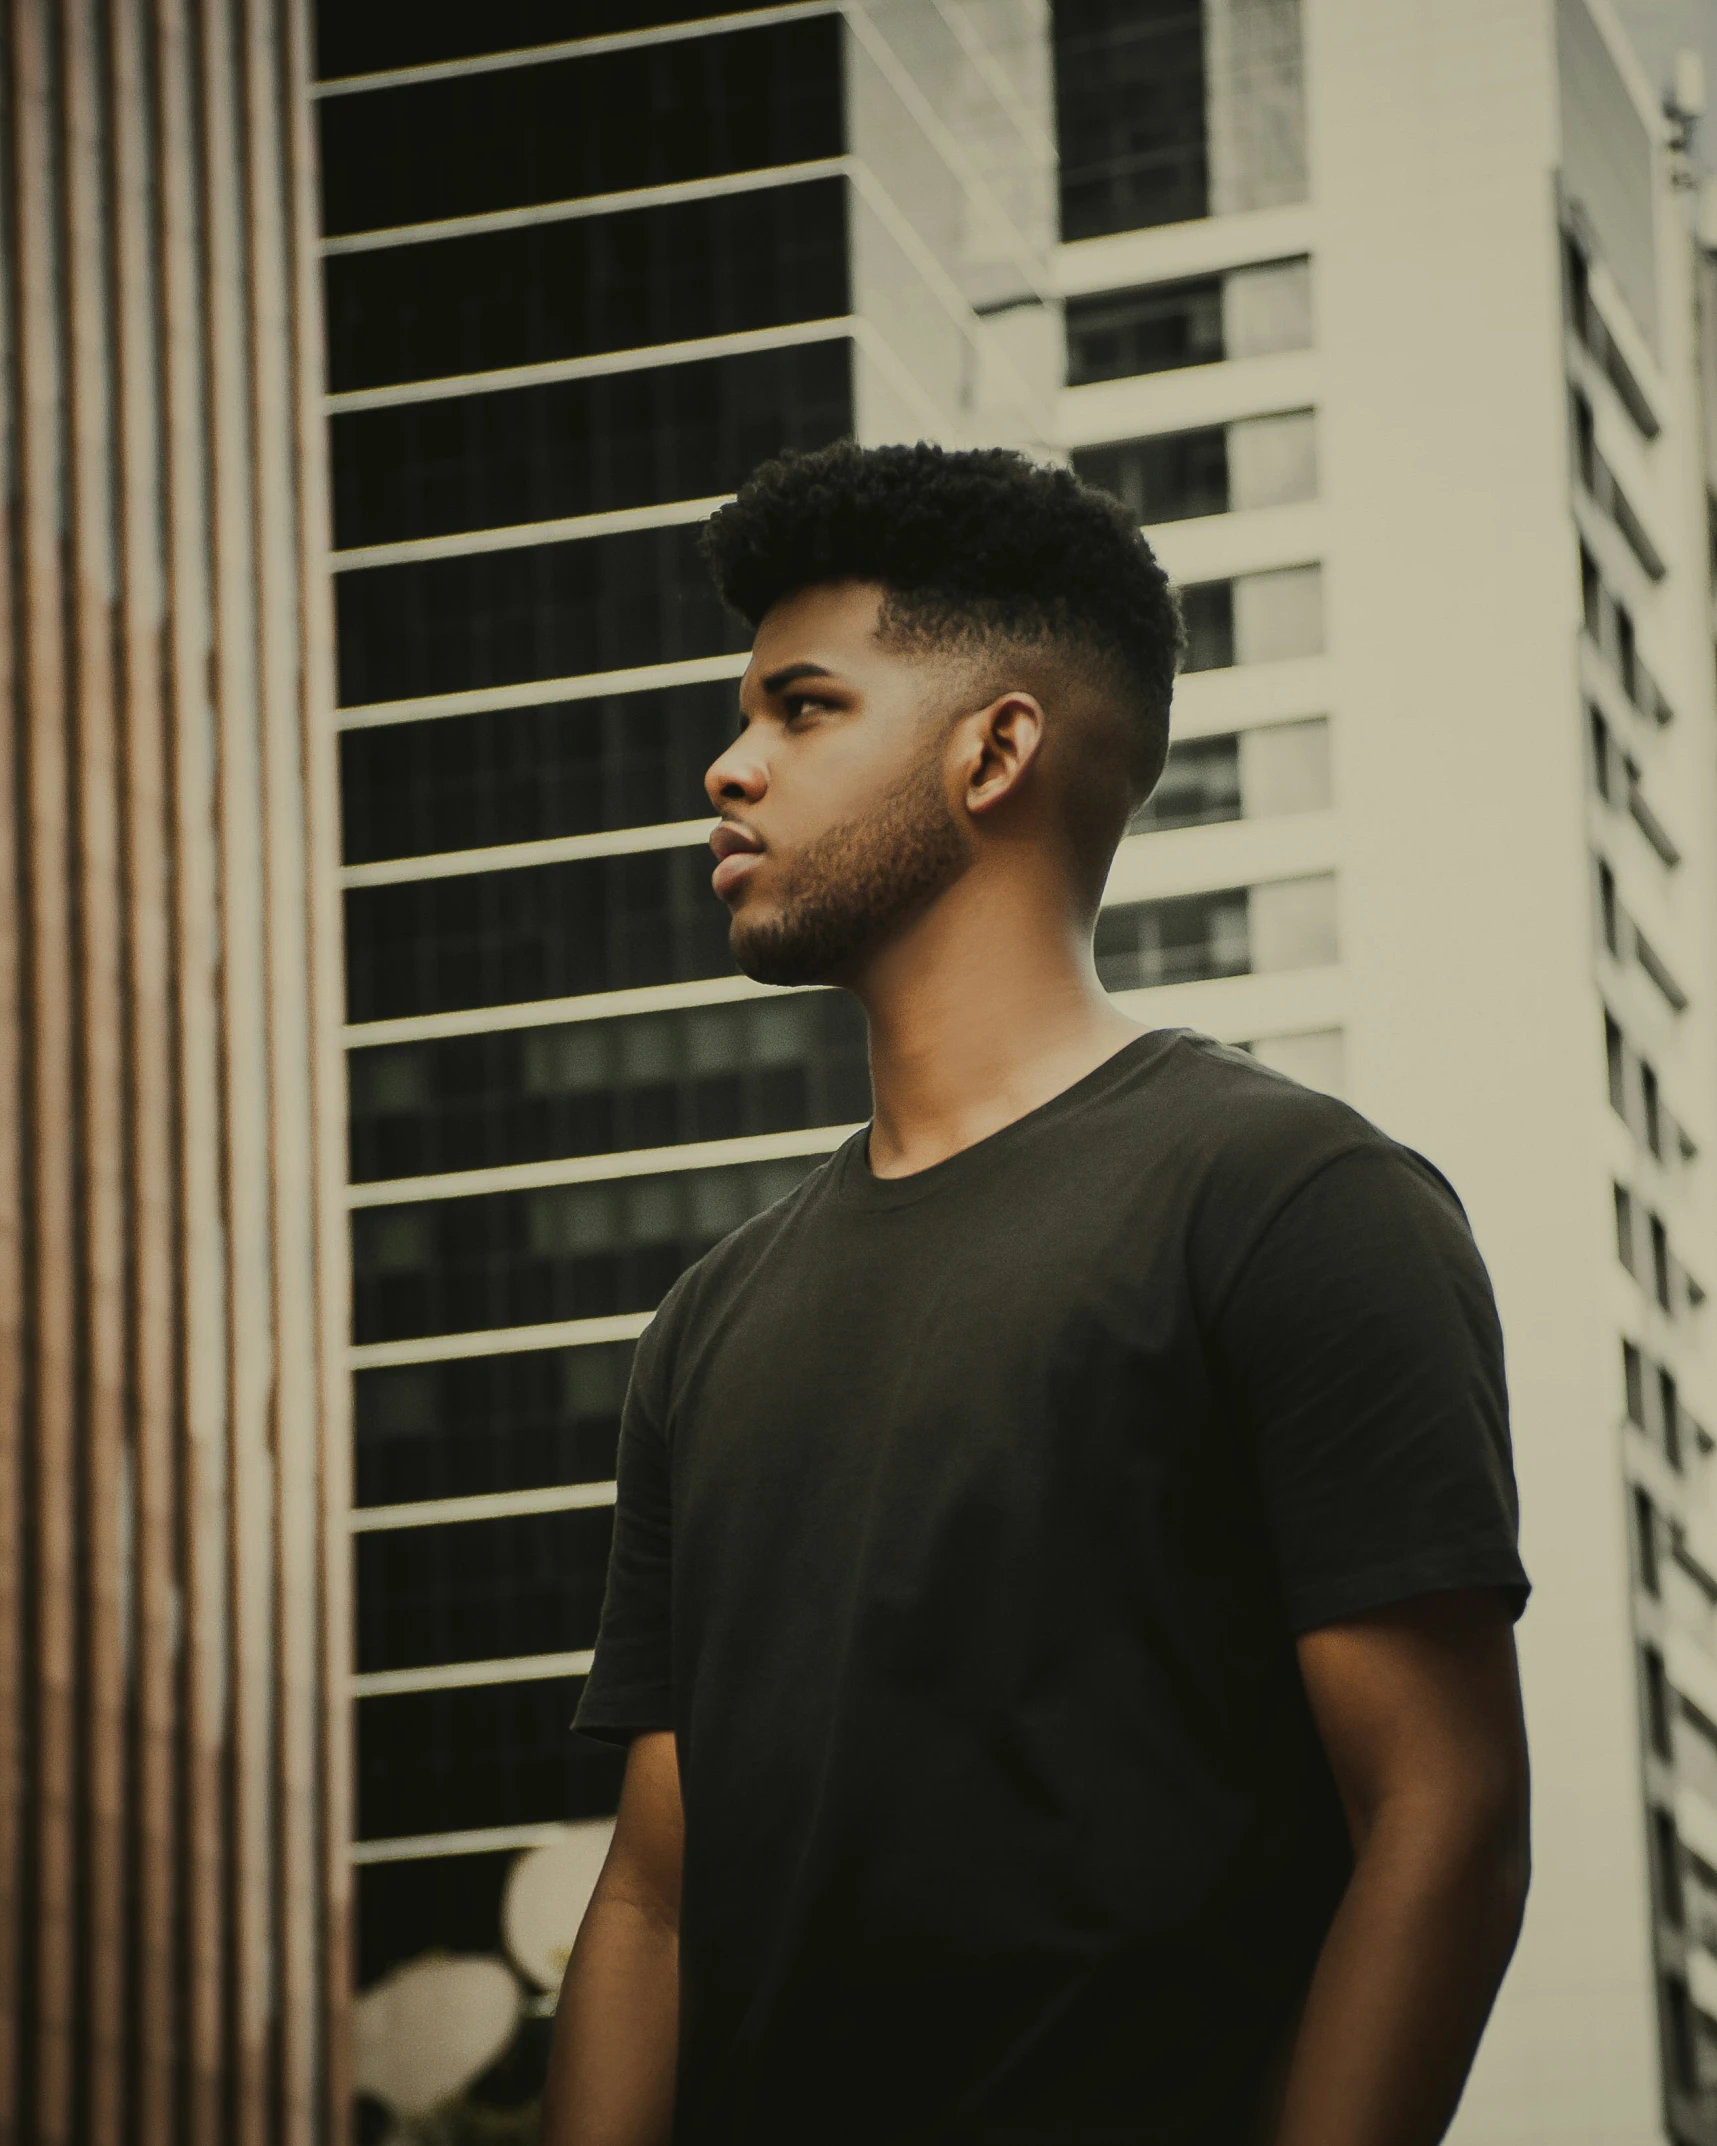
[729,741,971,987]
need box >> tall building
[321,1,1717,2142]
[315,3,1057,2132]
[1051,2,1717,2142]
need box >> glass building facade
[320,5,1055,2134]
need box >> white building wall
[1049,0,1717,2136]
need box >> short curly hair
[700,441,1183,811]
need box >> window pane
[331,341,853,550]
[344,846,736,1024]
[1065,277,1224,385]
[1248,872,1337,971]
[335,523,750,710]
[1227,408,1317,509]
[1073,426,1229,522]
[349,1154,823,1345]
[1129,732,1241,831]
[325,181,850,396]
[1222,256,1313,357]
[356,1505,614,1673]
[1180,580,1236,671]
[1233,563,1323,663]
[354,1343,634,1507]
[347,991,870,1181]
[318,17,843,236]
[1238,716,1330,814]
[339,682,736,866]
[1054,0,1208,240]
[1205,0,1309,215]
[317,0,788,79]
[357,1680,622,1841]
[1095,888,1250,990]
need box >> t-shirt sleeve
[573,1330,676,1746]
[1211,1142,1530,1634]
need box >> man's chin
[729,910,849,990]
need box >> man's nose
[704,736,768,810]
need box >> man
[542,442,1530,2146]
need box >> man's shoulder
[1134,1029,1454,1286]
[1125,1027,1392,1180]
[633,1133,854,1369]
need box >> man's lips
[710,821,765,899]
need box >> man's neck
[852,869,1145,1180]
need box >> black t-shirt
[576,1029,1528,2145]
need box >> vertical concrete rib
[283,0,355,2126]
[243,0,322,2133]
[11,3,79,2138]
[61,5,131,2139]
[198,0,280,2130]
[156,0,234,2132]
[110,0,182,2135]
[0,7,25,2136]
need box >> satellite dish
[503,1820,615,1991]
[353,1954,521,2118]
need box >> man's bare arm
[542,1730,683,2146]
[1266,1589,1530,2146]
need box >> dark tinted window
[1635,1486,1660,1596]
[325,180,849,393]
[1095,888,1250,992]
[1075,426,1227,524]
[1066,278,1222,385]
[1129,732,1240,832]
[319,17,842,234]
[317,0,785,80]
[349,989,870,1180]
[350,1153,819,1342]
[344,847,734,1023]
[1180,580,1236,672]
[341,684,735,865]
[335,523,748,709]
[356,1851,515,1987]
[357,1677,622,1838]
[1054,0,1207,239]
[333,340,851,548]
[356,1505,614,1672]
[354,1343,634,1508]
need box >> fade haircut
[699,440,1184,861]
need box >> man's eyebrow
[759,660,839,695]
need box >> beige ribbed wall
[0,2,350,2142]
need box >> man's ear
[962,692,1045,817]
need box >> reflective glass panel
[1128,733,1241,832]
[349,991,870,1181]
[353,1343,635,1507]
[356,1505,614,1673]
[324,180,849,395]
[1054,0,1207,238]
[357,1677,621,1839]
[1073,427,1228,523]
[339,683,735,865]
[1095,888,1251,990]
[349,1155,822,1343]
[333,342,851,550]
[1065,277,1223,385]
[318,0,789,80]
[319,16,842,235]
[344,846,736,1023]
[335,522,748,709]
